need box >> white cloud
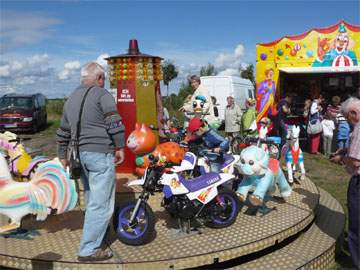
[96,53,110,68]
[214,44,245,70]
[0,53,51,79]
[0,65,10,77]
[0,10,61,52]
[58,60,81,81]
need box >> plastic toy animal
[235,145,292,214]
[0,132,49,181]
[0,152,78,233]
[285,125,305,183]
[127,123,185,176]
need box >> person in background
[321,111,335,157]
[224,96,242,140]
[56,62,125,261]
[308,94,324,154]
[241,98,258,137]
[275,93,293,148]
[303,99,312,120]
[336,111,350,150]
[187,117,229,173]
[211,96,219,117]
[326,96,341,120]
[179,75,214,127]
[330,97,360,269]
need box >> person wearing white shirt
[321,112,335,156]
[308,94,325,154]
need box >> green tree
[240,64,255,87]
[200,63,217,76]
[162,60,178,96]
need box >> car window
[34,97,40,108]
[0,97,33,109]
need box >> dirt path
[25,121,59,158]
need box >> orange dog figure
[127,123,185,176]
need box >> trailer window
[248,89,254,98]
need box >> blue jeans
[337,139,349,150]
[78,151,115,256]
[348,175,359,269]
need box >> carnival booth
[106,40,164,173]
[256,21,360,124]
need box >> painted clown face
[335,32,349,53]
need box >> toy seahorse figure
[0,153,78,233]
[235,145,292,214]
[0,131,49,181]
[127,123,185,176]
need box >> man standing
[224,95,242,140]
[331,97,360,269]
[56,62,125,261]
[276,93,293,147]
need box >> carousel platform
[0,176,344,270]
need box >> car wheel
[32,122,38,133]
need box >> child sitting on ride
[186,117,229,173]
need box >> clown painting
[256,68,277,121]
[313,23,358,67]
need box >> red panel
[116,80,137,173]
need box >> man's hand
[330,154,343,164]
[115,148,125,165]
[60,159,69,169]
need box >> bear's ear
[135,123,140,130]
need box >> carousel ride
[0,125,344,270]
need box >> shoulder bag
[68,86,94,179]
[307,111,323,135]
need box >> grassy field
[26,100,353,269]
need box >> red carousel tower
[106,40,164,173]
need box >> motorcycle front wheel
[113,200,155,246]
[206,189,239,229]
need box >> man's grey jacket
[56,85,125,159]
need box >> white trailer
[200,76,255,120]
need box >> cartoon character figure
[0,132,49,181]
[0,154,78,233]
[235,146,292,214]
[127,123,185,176]
[285,125,305,183]
[192,95,222,129]
[256,68,277,122]
[313,23,358,67]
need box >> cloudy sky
[0,1,359,98]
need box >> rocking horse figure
[285,125,305,183]
[0,151,78,233]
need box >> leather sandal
[78,249,113,262]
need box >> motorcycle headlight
[23,117,33,122]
